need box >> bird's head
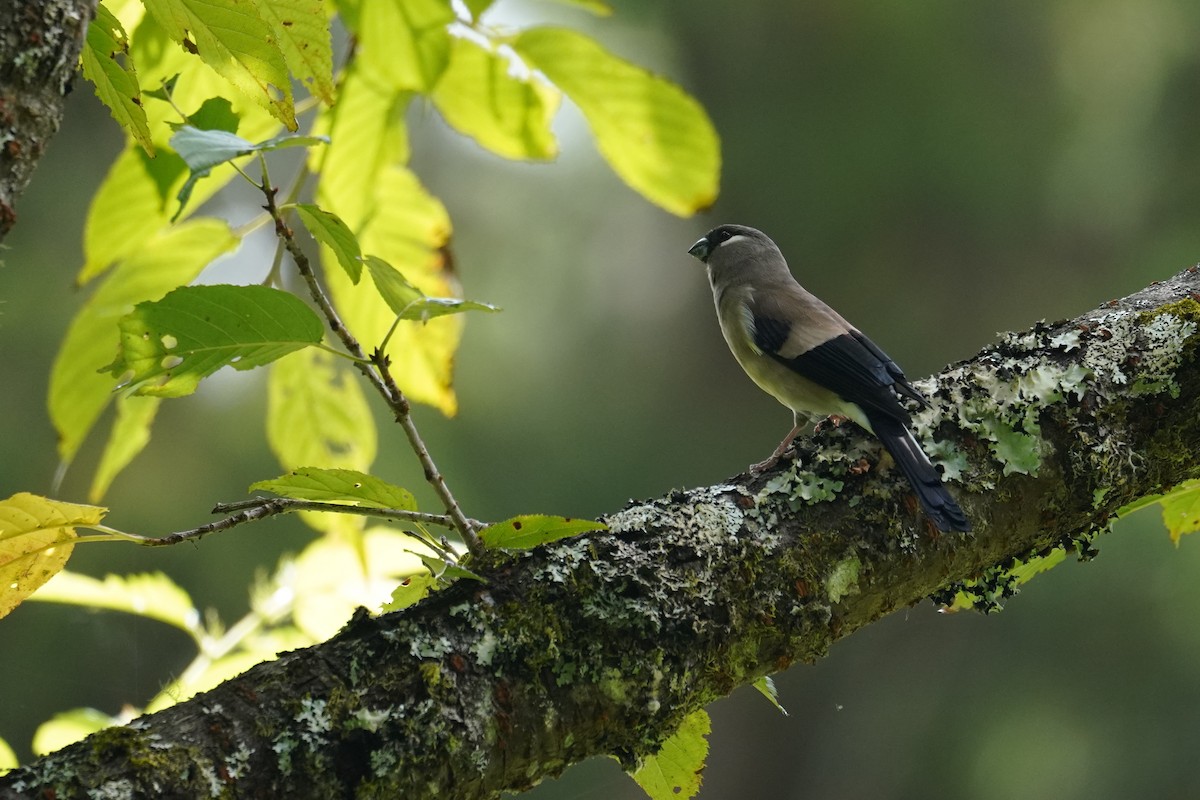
[688,224,785,279]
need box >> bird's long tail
[866,413,970,532]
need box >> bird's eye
[711,228,735,245]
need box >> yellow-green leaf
[291,529,430,640]
[479,515,606,550]
[141,0,296,128]
[382,568,437,611]
[630,709,711,800]
[130,9,282,147]
[104,284,324,398]
[267,348,377,473]
[325,165,461,414]
[251,468,416,510]
[106,0,146,31]
[361,255,499,321]
[79,145,181,283]
[752,676,789,716]
[29,570,200,638]
[145,625,314,713]
[512,27,720,216]
[0,494,104,619]
[0,736,17,775]
[81,3,153,153]
[357,0,454,91]
[313,66,411,230]
[51,219,238,464]
[32,709,119,756]
[258,0,334,104]
[89,395,161,502]
[432,37,560,160]
[295,204,363,283]
[1160,479,1200,544]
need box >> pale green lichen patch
[921,322,1096,480]
[825,557,860,603]
[756,459,845,510]
[296,697,331,744]
[1130,312,1196,397]
[272,733,298,775]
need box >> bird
[687,224,970,532]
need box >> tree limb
[0,0,96,241]
[3,267,1198,798]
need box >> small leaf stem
[259,178,483,555]
[130,497,473,556]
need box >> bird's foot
[749,424,804,475]
[813,414,848,434]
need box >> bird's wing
[746,288,920,425]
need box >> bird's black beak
[687,237,711,262]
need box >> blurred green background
[4,0,1200,797]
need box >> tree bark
[0,0,96,242]
[2,267,1198,798]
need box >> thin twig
[136,497,474,551]
[258,180,484,554]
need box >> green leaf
[141,0,296,128]
[0,736,17,774]
[362,256,499,321]
[479,515,606,550]
[89,394,161,502]
[81,3,154,153]
[295,204,363,282]
[104,284,324,398]
[382,568,437,611]
[1160,479,1200,544]
[512,27,720,216]
[189,96,240,132]
[170,126,328,219]
[417,554,486,584]
[144,72,179,101]
[752,676,789,716]
[251,468,416,510]
[32,709,119,756]
[51,219,238,464]
[171,126,257,170]
[29,570,201,638]
[129,8,284,146]
[258,0,335,104]
[432,37,560,160]
[630,709,711,800]
[0,494,103,620]
[267,348,377,473]
[358,0,454,91]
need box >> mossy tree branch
[2,266,1198,798]
[0,0,95,241]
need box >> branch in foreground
[2,268,1198,798]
